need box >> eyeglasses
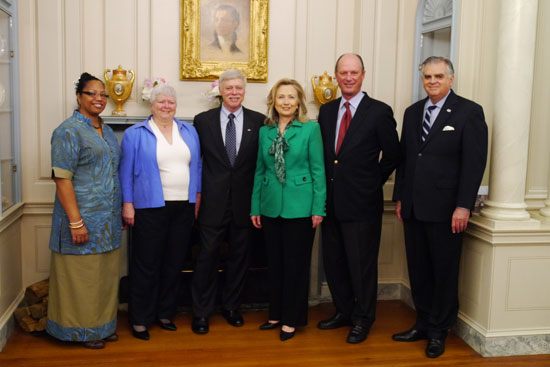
[81,91,109,99]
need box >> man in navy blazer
[191,69,265,334]
[317,53,401,344]
[392,56,488,358]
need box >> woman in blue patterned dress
[46,72,122,349]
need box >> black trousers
[403,216,463,339]
[262,216,315,328]
[192,209,251,317]
[321,215,382,328]
[129,201,194,326]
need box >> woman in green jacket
[251,79,326,341]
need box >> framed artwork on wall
[180,0,268,82]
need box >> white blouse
[149,119,191,201]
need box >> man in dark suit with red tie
[317,53,401,344]
[392,56,488,358]
[191,69,265,334]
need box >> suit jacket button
[303,177,307,181]
[418,153,422,157]
[334,160,338,164]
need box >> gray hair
[150,84,177,104]
[419,56,455,76]
[219,69,247,88]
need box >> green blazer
[251,120,326,218]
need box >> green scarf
[269,127,290,183]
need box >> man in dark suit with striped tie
[192,69,265,334]
[317,53,401,344]
[392,56,488,358]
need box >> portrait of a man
[200,1,250,62]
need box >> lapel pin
[446,108,451,113]
[247,128,252,132]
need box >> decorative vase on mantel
[104,65,135,116]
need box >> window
[0,1,19,214]
[413,0,456,101]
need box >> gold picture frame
[180,0,269,82]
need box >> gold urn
[311,71,339,105]
[104,65,135,116]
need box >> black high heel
[259,321,280,330]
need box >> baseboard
[454,316,550,357]
[0,290,24,351]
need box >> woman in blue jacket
[119,84,201,340]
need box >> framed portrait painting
[180,0,269,82]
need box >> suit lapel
[325,98,340,156]
[207,107,230,165]
[415,97,429,144]
[338,92,371,156]
[234,107,254,167]
[284,120,302,141]
[422,91,458,147]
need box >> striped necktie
[421,105,437,142]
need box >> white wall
[16,0,418,291]
[3,0,549,353]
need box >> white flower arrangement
[141,77,167,102]
[204,80,222,106]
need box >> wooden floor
[1,301,549,366]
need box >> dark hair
[215,4,240,24]
[75,72,102,94]
[334,53,365,73]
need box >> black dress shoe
[191,317,209,334]
[132,328,150,341]
[426,338,446,358]
[346,324,369,344]
[392,328,427,342]
[317,313,352,330]
[259,321,280,330]
[279,330,295,341]
[158,320,177,331]
[221,309,244,327]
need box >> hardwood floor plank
[1,301,549,366]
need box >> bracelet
[69,218,84,229]
[69,218,83,226]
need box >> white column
[480,0,539,223]
[540,158,550,216]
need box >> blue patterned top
[49,111,122,254]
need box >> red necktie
[336,102,351,154]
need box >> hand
[122,202,135,227]
[251,215,262,229]
[451,207,470,233]
[70,225,89,245]
[311,215,323,228]
[395,201,402,221]
[195,193,201,219]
